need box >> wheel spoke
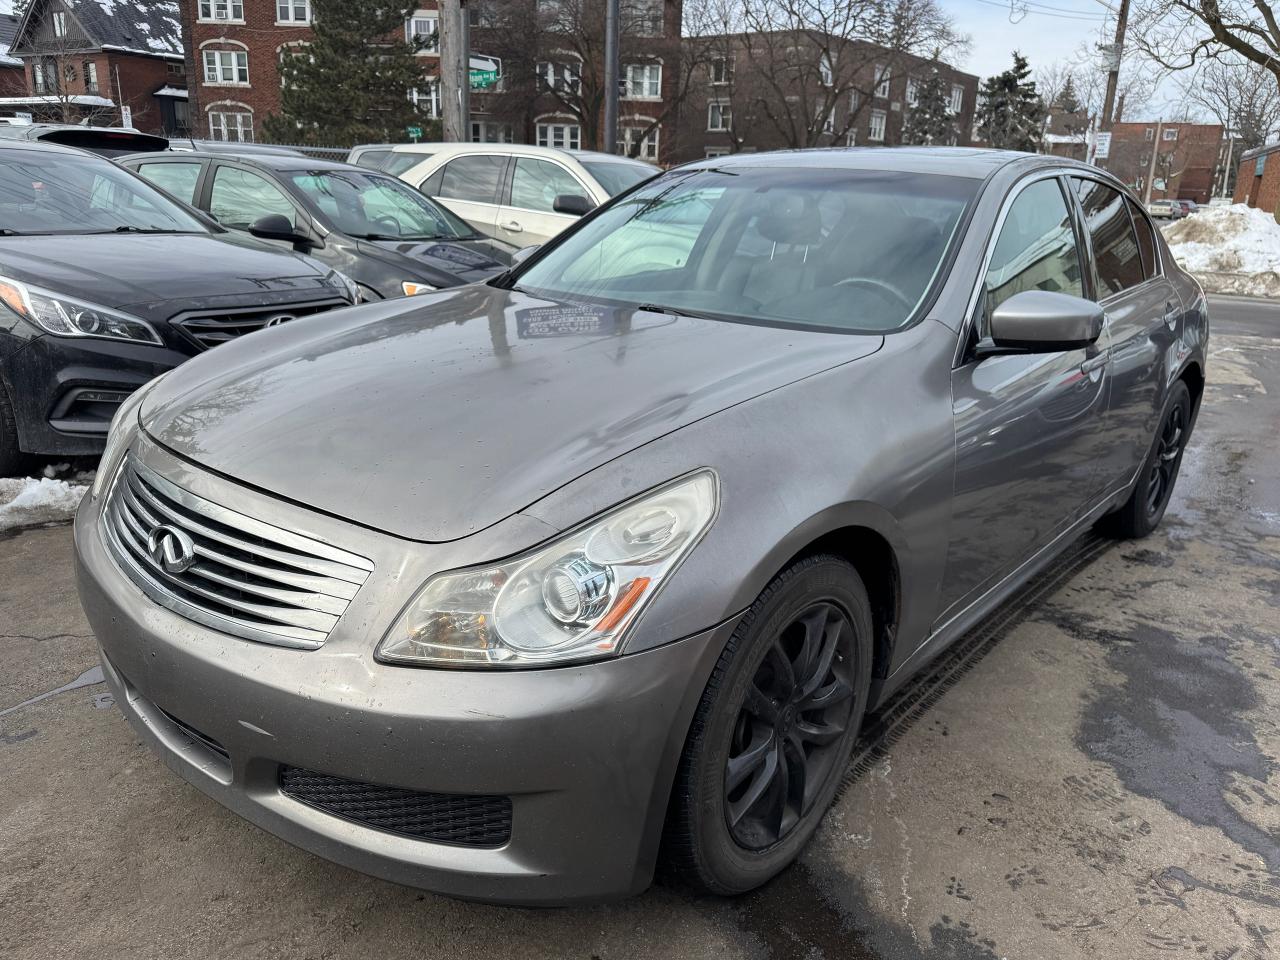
[726,729,775,792]
[743,683,779,724]
[799,676,854,711]
[767,640,797,698]
[766,739,789,840]
[793,607,827,683]
[727,740,779,828]
[799,616,843,700]
[796,715,846,745]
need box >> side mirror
[984,290,1104,354]
[249,214,309,245]
[553,193,594,217]
[511,244,540,265]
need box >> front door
[496,156,589,246]
[425,154,506,239]
[937,175,1109,623]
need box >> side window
[135,162,202,204]
[1073,178,1145,295]
[209,166,296,230]
[510,158,588,214]
[982,178,1083,328]
[436,155,504,204]
[352,149,390,170]
[1126,197,1159,279]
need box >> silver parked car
[75,148,1207,904]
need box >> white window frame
[949,83,963,114]
[198,0,244,23]
[622,63,661,100]
[618,124,659,160]
[820,54,834,87]
[208,111,254,142]
[906,77,920,107]
[705,146,729,158]
[874,63,890,99]
[203,49,249,86]
[276,0,311,25]
[1145,127,1155,141]
[707,100,731,132]
[710,56,733,85]
[1163,127,1179,141]
[52,11,68,36]
[538,60,581,93]
[406,13,439,53]
[410,82,440,118]
[536,121,581,150]
[869,108,886,142]
[471,120,514,143]
[84,60,98,93]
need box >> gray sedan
[74,148,1207,904]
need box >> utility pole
[603,0,620,153]
[1099,0,1130,130]
[439,0,469,142]
[1144,120,1162,205]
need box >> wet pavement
[2,295,1278,959]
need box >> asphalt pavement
[2,295,1278,960]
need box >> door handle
[1080,352,1108,376]
[1163,301,1179,331]
[502,221,523,233]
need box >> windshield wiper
[103,226,194,234]
[0,228,23,236]
[636,302,710,320]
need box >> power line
[962,0,1109,20]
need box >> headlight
[89,374,165,500]
[402,281,438,297]
[377,470,718,668]
[0,275,160,344]
[324,269,361,304]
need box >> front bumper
[73,480,731,904]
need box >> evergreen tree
[263,0,429,147]
[1057,74,1082,114]
[902,64,958,145]
[976,52,1046,151]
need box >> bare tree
[1130,0,1280,92]
[1063,34,1158,122]
[1179,55,1280,152]
[25,32,120,125]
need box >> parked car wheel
[1100,380,1192,539]
[663,554,872,895]
[0,385,29,477]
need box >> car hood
[358,235,515,285]
[0,233,330,308]
[141,286,883,542]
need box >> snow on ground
[1163,203,1280,297]
[0,465,95,532]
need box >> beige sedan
[349,142,658,247]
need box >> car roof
[0,136,99,158]
[675,146,1070,180]
[120,150,373,175]
[380,141,655,167]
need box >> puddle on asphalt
[0,665,104,719]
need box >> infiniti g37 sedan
[75,148,1207,904]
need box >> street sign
[1094,131,1111,159]
[470,68,499,89]
[406,125,423,142]
[12,111,31,124]
[470,54,501,90]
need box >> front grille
[172,299,346,351]
[157,706,230,763]
[279,767,513,847]
[102,455,373,649]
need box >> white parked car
[1146,199,1183,220]
[348,142,658,246]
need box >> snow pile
[0,465,94,532]
[1163,203,1280,297]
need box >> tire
[662,554,873,895]
[0,385,28,478]
[1099,380,1192,540]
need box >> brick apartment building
[5,0,187,134]
[1094,121,1226,204]
[1233,142,1280,214]
[180,0,683,161]
[0,11,28,97]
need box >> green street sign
[470,68,499,90]
[407,125,423,140]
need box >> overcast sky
[938,0,1108,79]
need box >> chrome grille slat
[102,455,372,649]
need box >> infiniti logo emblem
[263,313,296,328]
[147,524,197,574]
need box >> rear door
[495,156,593,245]
[938,174,1110,623]
[131,158,207,206]
[203,162,306,237]
[1071,177,1181,496]
[419,154,507,239]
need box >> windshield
[581,160,657,196]
[515,167,978,332]
[289,169,474,240]
[0,150,207,235]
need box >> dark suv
[0,139,358,474]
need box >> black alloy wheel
[1099,379,1192,540]
[725,601,855,850]
[1145,400,1185,520]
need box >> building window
[83,61,98,94]
[277,0,310,24]
[208,111,254,142]
[711,57,733,85]
[623,0,663,36]
[32,61,53,94]
[949,83,963,114]
[618,124,659,160]
[471,120,514,143]
[705,147,729,158]
[538,60,581,93]
[536,121,581,150]
[52,11,68,36]
[203,50,249,85]
[874,64,890,98]
[906,77,920,107]
[410,82,440,118]
[1163,127,1179,141]
[820,54,834,87]
[622,63,661,99]
[406,14,439,52]
[707,100,731,132]
[1145,127,1155,141]
[845,128,857,146]
[869,108,886,142]
[198,0,243,21]
[168,60,186,77]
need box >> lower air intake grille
[279,767,513,847]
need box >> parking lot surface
[2,295,1278,960]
